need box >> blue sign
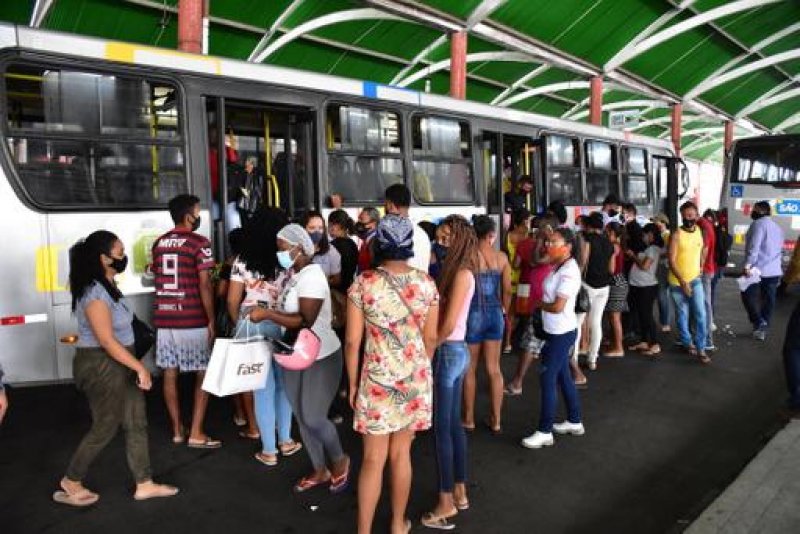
[776,199,800,215]
[730,185,743,198]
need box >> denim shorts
[465,306,505,344]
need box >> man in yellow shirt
[668,202,710,364]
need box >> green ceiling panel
[468,60,538,85]
[210,0,292,30]
[713,2,800,48]
[282,0,357,28]
[750,96,800,130]
[416,0,484,20]
[208,26,259,60]
[0,1,32,24]
[703,71,785,114]
[311,20,441,62]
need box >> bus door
[653,155,689,230]
[206,98,315,256]
[479,131,539,235]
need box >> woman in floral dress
[346,214,440,534]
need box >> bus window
[545,134,581,205]
[326,104,402,203]
[621,147,649,204]
[585,140,619,205]
[411,115,474,203]
[732,141,800,184]
[4,62,186,208]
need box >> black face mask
[190,214,201,232]
[608,209,619,218]
[682,218,696,229]
[110,255,129,273]
[355,222,372,239]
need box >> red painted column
[724,120,734,156]
[589,76,603,126]
[449,31,467,100]
[671,103,683,157]
[178,0,204,54]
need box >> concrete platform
[687,420,800,534]
[0,278,795,533]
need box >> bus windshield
[732,138,800,185]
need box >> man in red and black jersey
[151,194,221,449]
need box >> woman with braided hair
[422,215,477,530]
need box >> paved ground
[687,420,800,534]
[0,278,795,534]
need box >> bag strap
[376,268,417,320]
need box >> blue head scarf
[376,214,414,260]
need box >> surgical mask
[191,214,201,232]
[309,231,324,245]
[546,245,569,261]
[682,218,696,229]
[433,242,448,260]
[110,255,128,273]
[276,250,295,270]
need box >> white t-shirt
[629,245,660,287]
[279,264,341,359]
[408,225,431,272]
[542,258,582,335]
[230,257,288,309]
[312,247,342,277]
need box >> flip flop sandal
[329,461,350,494]
[421,512,455,530]
[503,385,522,396]
[254,452,278,467]
[461,422,475,432]
[455,499,470,511]
[172,426,187,444]
[53,489,99,507]
[698,353,712,365]
[483,418,502,435]
[293,476,330,493]
[133,485,179,501]
[233,416,247,427]
[279,441,303,457]
[238,431,261,440]
[187,438,222,449]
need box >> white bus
[720,134,800,268]
[0,24,684,385]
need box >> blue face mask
[276,250,295,270]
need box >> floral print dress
[349,268,440,435]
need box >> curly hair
[238,207,289,280]
[437,215,478,303]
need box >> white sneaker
[552,421,585,436]
[521,431,554,449]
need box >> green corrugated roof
[2,0,799,162]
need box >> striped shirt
[151,228,215,329]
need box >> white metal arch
[684,48,800,100]
[775,112,800,132]
[389,34,447,85]
[735,87,800,118]
[490,65,549,105]
[394,51,533,88]
[497,81,590,107]
[253,8,403,63]
[247,0,305,62]
[630,113,706,130]
[567,100,670,121]
[603,0,782,72]
[683,136,724,155]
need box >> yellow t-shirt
[668,227,703,286]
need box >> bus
[0,24,684,385]
[721,134,800,269]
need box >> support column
[724,119,734,165]
[671,103,683,157]
[178,0,204,54]
[449,31,467,100]
[589,76,603,126]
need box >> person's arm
[198,269,215,342]
[85,300,151,390]
[437,270,472,345]
[0,363,7,425]
[744,222,764,273]
[540,295,568,314]
[346,282,365,409]
[627,248,654,271]
[498,252,513,314]
[327,249,343,288]
[422,302,440,360]
[580,239,590,272]
[608,245,617,275]
[227,280,245,323]
[250,297,323,330]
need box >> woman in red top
[603,222,628,357]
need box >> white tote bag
[202,326,272,397]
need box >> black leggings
[629,285,658,344]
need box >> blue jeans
[658,282,672,327]
[710,269,723,310]
[670,279,707,350]
[538,329,581,433]
[741,276,781,331]
[236,318,293,454]
[701,273,714,347]
[433,342,469,492]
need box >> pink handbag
[272,328,321,371]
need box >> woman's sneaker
[552,421,585,436]
[521,431,554,449]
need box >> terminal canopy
[2,0,799,161]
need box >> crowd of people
[2,180,800,531]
